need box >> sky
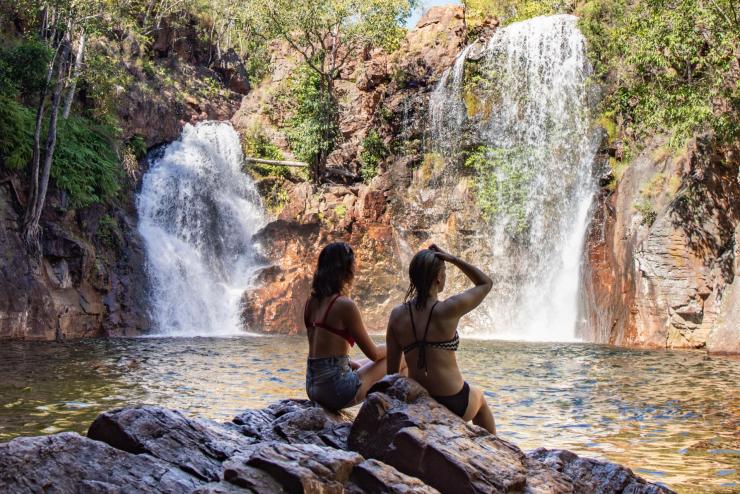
[406,0,462,28]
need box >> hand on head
[428,244,455,262]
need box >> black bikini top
[402,301,460,373]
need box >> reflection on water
[0,337,737,493]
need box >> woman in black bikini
[385,244,496,434]
[304,242,388,411]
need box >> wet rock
[348,375,528,493]
[233,399,353,449]
[88,405,255,482]
[0,432,204,493]
[528,449,673,494]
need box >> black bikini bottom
[432,381,470,418]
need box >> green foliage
[464,0,573,27]
[464,145,534,234]
[0,97,34,170]
[633,198,657,226]
[264,181,290,214]
[95,214,120,248]
[579,0,739,148]
[284,66,339,167]
[359,130,388,182]
[81,48,133,126]
[0,40,53,98]
[52,117,122,208]
[242,126,294,178]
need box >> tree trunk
[62,31,85,119]
[23,40,70,251]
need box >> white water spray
[137,122,266,336]
[430,15,600,341]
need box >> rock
[348,376,674,494]
[2,393,675,493]
[87,405,255,481]
[224,441,362,493]
[348,458,440,493]
[581,136,740,351]
[0,432,205,493]
[348,375,529,493]
[528,449,673,494]
[232,399,353,449]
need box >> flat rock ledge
[0,376,673,494]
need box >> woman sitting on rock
[385,244,496,434]
[304,241,388,411]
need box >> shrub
[52,116,122,208]
[359,130,388,182]
[634,198,657,227]
[284,65,339,169]
[0,97,35,170]
[579,0,738,149]
[464,145,534,234]
[0,40,53,98]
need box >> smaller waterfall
[137,122,266,336]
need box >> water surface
[0,337,737,493]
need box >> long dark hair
[310,242,355,299]
[404,249,444,310]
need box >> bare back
[388,298,464,396]
[305,295,352,358]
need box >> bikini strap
[321,293,342,324]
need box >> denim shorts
[306,355,361,411]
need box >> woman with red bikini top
[304,242,388,411]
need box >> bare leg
[399,355,409,377]
[463,385,496,435]
[350,356,387,405]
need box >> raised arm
[430,244,493,318]
[385,308,402,374]
[344,299,386,361]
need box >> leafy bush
[579,0,739,148]
[464,145,534,234]
[359,130,388,182]
[52,116,122,208]
[464,0,572,28]
[0,97,35,170]
[284,66,339,168]
[0,40,53,98]
[242,125,295,178]
[634,198,657,227]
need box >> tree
[248,0,415,181]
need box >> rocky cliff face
[239,6,494,334]
[581,136,740,353]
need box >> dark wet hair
[311,242,355,299]
[404,249,444,310]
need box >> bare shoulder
[389,304,406,322]
[334,296,359,314]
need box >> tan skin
[386,244,497,434]
[306,279,396,406]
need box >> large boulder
[0,432,205,493]
[87,406,256,481]
[348,376,674,494]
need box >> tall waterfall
[137,122,266,336]
[430,15,600,341]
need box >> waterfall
[137,121,266,336]
[429,15,600,341]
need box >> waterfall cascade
[137,122,266,336]
[429,15,600,341]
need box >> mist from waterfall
[429,15,600,341]
[137,121,266,336]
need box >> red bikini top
[304,294,356,346]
